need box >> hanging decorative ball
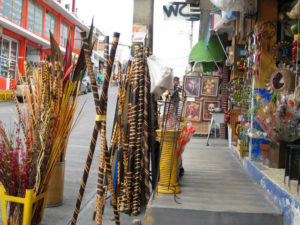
[292,46,297,54]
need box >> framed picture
[201,76,219,97]
[184,101,202,122]
[184,77,201,97]
[203,100,220,121]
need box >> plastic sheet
[147,55,174,100]
[209,0,257,13]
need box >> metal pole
[214,30,228,59]
[190,21,193,49]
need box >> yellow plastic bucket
[0,185,47,225]
[156,129,181,194]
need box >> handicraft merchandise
[71,32,121,225]
[184,101,202,122]
[247,33,256,79]
[265,63,296,94]
[236,48,248,71]
[201,76,219,97]
[272,41,292,62]
[255,91,300,143]
[0,32,87,225]
[228,78,252,107]
[184,76,201,97]
[228,78,243,106]
[203,100,220,121]
[292,34,300,63]
[71,36,156,225]
[176,122,195,156]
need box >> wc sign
[163,4,190,20]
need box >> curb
[230,146,300,225]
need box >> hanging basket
[0,185,48,225]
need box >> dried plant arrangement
[0,26,92,225]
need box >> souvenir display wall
[226,0,300,166]
[183,73,221,135]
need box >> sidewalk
[146,137,283,225]
[0,136,283,225]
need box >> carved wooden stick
[143,47,151,202]
[70,34,104,225]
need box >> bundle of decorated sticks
[71,37,158,225]
[113,45,153,216]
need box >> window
[45,10,57,38]
[26,45,41,75]
[1,0,23,25]
[26,45,40,62]
[60,21,68,46]
[28,0,43,36]
[0,36,18,79]
[69,26,73,41]
[74,27,82,50]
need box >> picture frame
[203,100,220,121]
[184,101,202,122]
[184,76,201,97]
[201,76,219,97]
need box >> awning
[189,36,223,63]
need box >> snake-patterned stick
[95,35,110,225]
[70,33,105,225]
[143,47,151,202]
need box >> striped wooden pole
[127,48,140,214]
[143,47,151,202]
[101,33,121,225]
[70,33,104,225]
[132,45,144,215]
[94,35,110,225]
[119,60,132,213]
[76,32,120,225]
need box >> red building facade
[0,0,88,90]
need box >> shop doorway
[0,35,19,88]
